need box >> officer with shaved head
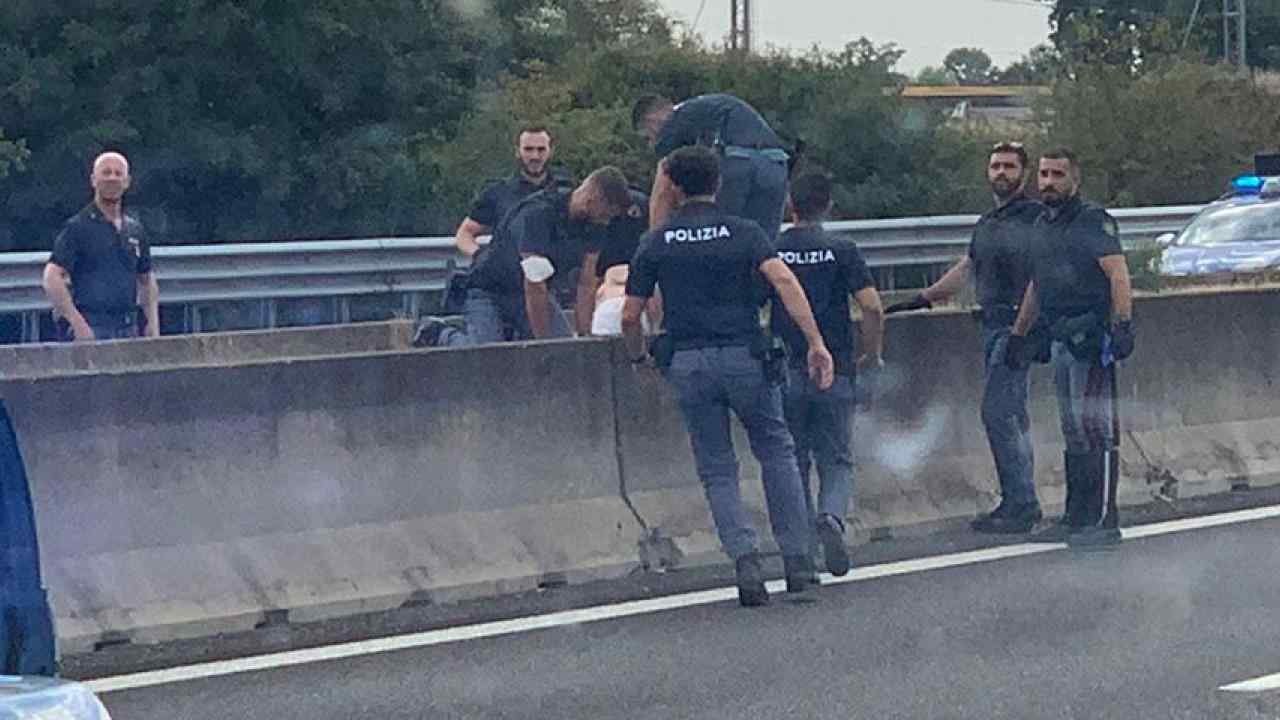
[43,151,159,341]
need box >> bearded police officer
[418,167,633,345]
[633,94,789,241]
[772,173,884,577]
[454,126,564,260]
[886,142,1045,534]
[43,151,159,342]
[1008,149,1135,548]
[621,147,833,606]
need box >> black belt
[973,304,1020,325]
[79,308,138,327]
[673,338,753,352]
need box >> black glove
[1004,334,1029,370]
[1110,320,1135,361]
[884,294,932,314]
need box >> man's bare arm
[853,286,884,364]
[621,296,648,360]
[922,257,971,304]
[1098,255,1132,323]
[648,160,677,230]
[42,263,92,340]
[137,272,160,338]
[523,279,554,339]
[576,252,601,336]
[1010,280,1040,336]
[454,217,490,258]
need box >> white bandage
[521,255,555,283]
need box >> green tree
[914,66,956,85]
[943,47,995,85]
[999,44,1062,84]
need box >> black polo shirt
[627,201,773,345]
[468,189,596,295]
[654,94,783,158]
[466,171,567,228]
[968,194,1043,310]
[49,204,152,315]
[596,190,650,278]
[1030,195,1122,320]
[770,226,875,375]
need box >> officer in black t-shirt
[621,146,833,607]
[578,189,649,336]
[43,151,159,342]
[1009,149,1135,549]
[419,167,634,346]
[771,173,883,577]
[454,127,567,260]
[633,94,789,242]
[886,142,1046,535]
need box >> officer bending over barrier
[772,172,884,576]
[887,141,1046,535]
[417,168,633,346]
[1008,149,1135,549]
[621,146,834,607]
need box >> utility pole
[729,0,753,54]
[1224,0,1248,73]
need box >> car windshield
[1178,202,1280,245]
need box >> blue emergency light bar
[1232,175,1268,194]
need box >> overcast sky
[655,0,1053,73]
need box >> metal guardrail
[0,203,1204,323]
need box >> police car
[0,675,111,719]
[1158,167,1280,277]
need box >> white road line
[1220,672,1280,693]
[85,502,1280,695]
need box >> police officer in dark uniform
[419,167,634,345]
[886,142,1046,534]
[577,188,649,335]
[1008,149,1135,548]
[621,146,834,606]
[43,151,159,342]
[772,173,884,577]
[633,94,789,241]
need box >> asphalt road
[92,510,1280,720]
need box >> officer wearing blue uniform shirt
[633,94,789,241]
[621,146,833,606]
[772,173,884,577]
[42,151,159,342]
[887,142,1046,534]
[1009,149,1135,549]
[454,126,565,260]
[418,167,633,345]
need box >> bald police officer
[1009,149,1135,549]
[773,173,884,577]
[621,146,833,606]
[886,142,1045,534]
[633,94,789,241]
[43,151,159,342]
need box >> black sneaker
[1068,526,1122,550]
[816,514,851,577]
[971,503,1042,534]
[968,501,1011,531]
[412,316,449,347]
[735,553,769,607]
[1026,516,1077,543]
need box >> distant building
[900,85,1049,125]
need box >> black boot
[816,513,851,577]
[784,553,818,594]
[1028,452,1088,543]
[972,502,1042,534]
[735,553,769,607]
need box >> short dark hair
[586,166,632,211]
[1040,147,1078,167]
[663,146,720,197]
[515,125,553,146]
[632,95,671,130]
[990,141,1028,169]
[790,173,833,221]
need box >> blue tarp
[0,401,55,676]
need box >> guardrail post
[21,312,39,344]
[335,297,351,325]
[264,299,278,329]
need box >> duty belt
[973,304,1020,326]
[723,145,790,163]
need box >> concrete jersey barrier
[0,287,1278,653]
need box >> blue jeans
[783,366,855,527]
[666,346,814,559]
[441,288,571,346]
[57,313,137,342]
[1051,340,1116,454]
[981,324,1038,508]
[718,152,789,242]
